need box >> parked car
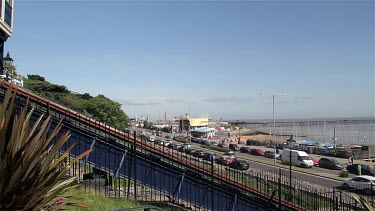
[148,136,155,142]
[341,175,375,195]
[165,135,171,139]
[347,164,375,176]
[280,149,313,168]
[318,157,343,170]
[229,144,240,151]
[263,151,279,159]
[229,159,250,170]
[313,159,319,167]
[216,155,235,166]
[185,148,198,155]
[203,152,219,161]
[190,138,199,143]
[250,148,265,156]
[223,151,236,159]
[218,143,228,148]
[239,146,251,153]
[210,142,218,146]
[163,140,172,147]
[200,140,211,146]
[193,150,206,158]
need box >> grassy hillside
[24,75,129,129]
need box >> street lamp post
[358,132,360,145]
[287,137,294,201]
[3,52,13,83]
[260,93,287,163]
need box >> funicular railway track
[0,81,363,211]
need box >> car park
[216,155,235,166]
[318,157,343,170]
[250,149,265,156]
[229,144,240,151]
[229,159,250,170]
[347,164,375,176]
[240,146,251,153]
[341,175,375,195]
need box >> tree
[84,95,129,129]
[27,74,45,81]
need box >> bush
[339,170,349,177]
[282,160,291,166]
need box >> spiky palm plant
[352,193,375,211]
[0,87,92,210]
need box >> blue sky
[7,0,375,121]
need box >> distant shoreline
[228,117,375,123]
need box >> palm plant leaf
[351,193,375,211]
[0,86,91,210]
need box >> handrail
[108,205,166,211]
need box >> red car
[216,155,235,166]
[313,159,319,167]
[218,143,228,148]
[250,148,264,156]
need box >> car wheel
[342,183,349,190]
[364,188,372,195]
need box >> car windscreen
[300,156,311,160]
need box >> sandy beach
[230,128,286,144]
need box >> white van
[280,149,313,168]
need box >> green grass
[62,187,141,211]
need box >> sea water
[244,118,375,146]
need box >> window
[352,177,362,182]
[4,1,12,27]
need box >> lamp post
[287,136,294,200]
[3,52,13,83]
[260,93,287,163]
[358,132,360,145]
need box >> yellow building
[188,118,209,127]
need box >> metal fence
[1,82,373,211]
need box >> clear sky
[6,0,375,121]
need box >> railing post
[133,131,137,201]
[211,158,214,211]
[278,168,282,208]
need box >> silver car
[341,175,375,195]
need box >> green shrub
[339,170,349,178]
